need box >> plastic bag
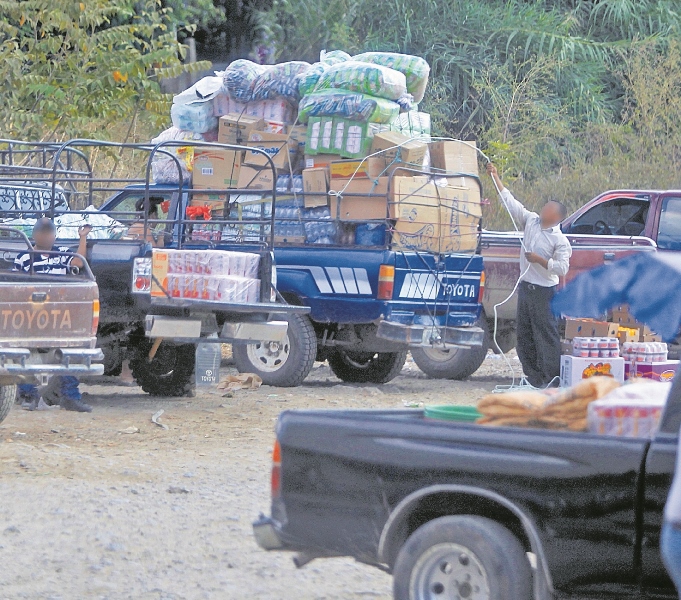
[298,62,328,97]
[170,103,217,134]
[298,90,400,124]
[320,50,352,65]
[250,61,310,102]
[150,127,197,184]
[313,61,407,101]
[354,52,430,103]
[55,206,126,240]
[173,76,223,105]
[223,59,267,102]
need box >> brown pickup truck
[412,190,673,378]
[0,227,103,423]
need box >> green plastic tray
[424,405,482,422]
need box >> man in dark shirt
[15,218,93,412]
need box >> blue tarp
[552,252,681,342]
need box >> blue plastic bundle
[298,89,400,124]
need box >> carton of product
[565,318,620,340]
[244,132,295,170]
[430,140,479,175]
[371,131,428,168]
[302,168,330,208]
[218,114,265,145]
[193,148,242,189]
[237,166,276,190]
[328,177,390,220]
[560,355,625,387]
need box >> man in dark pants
[487,164,572,387]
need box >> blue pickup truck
[98,182,486,387]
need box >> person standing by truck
[486,163,572,387]
[663,425,681,598]
[15,218,94,412]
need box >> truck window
[111,194,171,222]
[568,198,649,236]
[657,197,681,250]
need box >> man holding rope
[487,164,572,388]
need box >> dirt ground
[0,352,517,600]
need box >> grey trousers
[516,281,561,387]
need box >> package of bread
[477,391,547,418]
[543,377,621,418]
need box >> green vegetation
[255,0,681,226]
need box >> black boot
[60,395,93,413]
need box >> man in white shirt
[487,164,572,387]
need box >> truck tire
[0,385,16,424]
[411,344,487,380]
[232,314,316,388]
[129,339,195,397]
[102,343,123,377]
[327,349,407,384]
[393,515,532,600]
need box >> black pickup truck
[253,378,681,599]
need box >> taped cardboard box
[237,165,275,190]
[390,177,481,253]
[564,318,619,340]
[329,157,385,179]
[193,149,242,189]
[371,131,428,168]
[218,114,264,145]
[302,168,329,208]
[328,177,390,220]
[430,140,479,176]
[244,132,295,170]
[305,154,345,169]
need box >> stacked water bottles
[621,342,669,364]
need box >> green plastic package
[313,61,407,101]
[298,89,400,124]
[354,52,430,103]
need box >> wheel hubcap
[246,335,291,372]
[420,347,461,363]
[410,543,490,600]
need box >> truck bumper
[376,321,485,348]
[253,514,285,551]
[145,315,289,343]
[0,348,104,383]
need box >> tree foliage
[0,0,210,141]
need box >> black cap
[33,217,56,234]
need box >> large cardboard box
[371,131,428,168]
[218,113,264,145]
[302,168,329,208]
[564,318,619,340]
[306,117,335,156]
[430,140,479,175]
[237,165,275,190]
[193,149,242,189]
[560,355,625,388]
[329,158,385,180]
[390,177,482,253]
[151,249,170,298]
[244,132,295,170]
[305,154,345,169]
[328,177,390,220]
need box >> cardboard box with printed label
[302,168,329,208]
[329,158,385,180]
[189,196,227,216]
[564,318,619,340]
[626,360,679,382]
[305,154,345,169]
[390,177,482,253]
[151,249,170,298]
[244,132,295,170]
[328,177,390,220]
[261,99,295,123]
[560,355,625,387]
[341,121,376,159]
[287,124,307,148]
[193,149,242,189]
[263,120,287,134]
[237,165,275,190]
[430,140,479,175]
[371,131,428,168]
[218,114,264,145]
[306,117,335,156]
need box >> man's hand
[525,252,549,269]
[486,162,505,193]
[486,163,498,177]
[78,225,92,239]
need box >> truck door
[562,195,656,284]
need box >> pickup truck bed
[254,382,681,599]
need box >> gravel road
[0,353,517,600]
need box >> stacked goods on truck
[148,49,482,252]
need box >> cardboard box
[151,249,170,298]
[627,360,679,382]
[329,177,390,220]
[560,355,625,388]
[342,121,376,159]
[192,149,242,189]
[371,131,428,168]
[564,318,619,340]
[305,154,345,169]
[306,117,336,155]
[189,196,227,216]
[218,113,265,145]
[329,159,385,179]
[244,132,295,170]
[561,341,574,356]
[261,99,295,123]
[390,177,482,253]
[287,124,307,149]
[430,140,479,175]
[263,120,287,134]
[618,329,639,345]
[237,165,275,190]
[641,334,663,343]
[302,168,329,208]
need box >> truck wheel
[129,339,195,397]
[232,314,316,388]
[327,349,407,384]
[0,385,16,424]
[393,516,532,600]
[102,343,123,377]
[411,344,487,380]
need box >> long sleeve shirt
[500,188,572,287]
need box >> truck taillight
[377,265,395,300]
[478,271,486,304]
[271,440,282,499]
[132,257,152,294]
[92,299,100,336]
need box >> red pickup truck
[412,189,678,378]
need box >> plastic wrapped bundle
[173,76,223,105]
[150,127,197,184]
[298,62,328,97]
[354,52,430,103]
[320,50,352,65]
[313,61,407,101]
[251,61,310,102]
[298,90,400,124]
[170,102,217,134]
[223,59,267,103]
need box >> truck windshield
[658,197,681,250]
